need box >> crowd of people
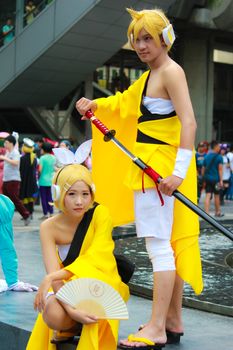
[0,132,85,225]
[196,140,233,216]
[2,132,231,224]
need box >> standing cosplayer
[76,8,203,349]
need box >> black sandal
[51,332,79,345]
[51,336,77,345]
[166,330,184,344]
[51,324,82,345]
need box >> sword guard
[104,129,116,142]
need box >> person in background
[0,135,31,225]
[59,139,72,150]
[25,1,36,25]
[19,138,39,218]
[69,137,77,153]
[111,71,121,93]
[34,136,44,159]
[38,142,56,219]
[2,18,14,45]
[226,144,233,201]
[0,148,5,193]
[0,194,38,292]
[202,141,209,154]
[121,71,131,92]
[12,131,19,150]
[60,139,76,154]
[43,137,59,148]
[33,136,44,206]
[219,144,231,205]
[196,142,206,202]
[0,135,8,193]
[54,140,73,170]
[202,140,223,217]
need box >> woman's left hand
[158,175,183,196]
[34,275,52,312]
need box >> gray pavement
[0,195,232,349]
[198,191,233,223]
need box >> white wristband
[172,148,193,179]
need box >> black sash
[138,105,177,123]
[136,129,169,145]
[61,202,135,284]
[62,203,99,267]
[137,71,176,145]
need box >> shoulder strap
[62,203,99,267]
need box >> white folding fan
[56,278,128,320]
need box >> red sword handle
[85,110,116,141]
[85,110,108,134]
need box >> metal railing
[0,0,54,48]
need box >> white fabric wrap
[172,148,193,179]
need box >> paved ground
[0,193,232,349]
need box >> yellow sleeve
[92,71,150,226]
[95,72,148,120]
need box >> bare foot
[138,321,184,336]
[166,316,183,333]
[119,323,166,347]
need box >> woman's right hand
[75,98,97,119]
[34,275,52,312]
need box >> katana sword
[85,110,233,241]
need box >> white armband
[172,148,193,179]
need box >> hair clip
[130,33,134,44]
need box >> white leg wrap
[145,237,176,272]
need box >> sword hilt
[85,110,116,142]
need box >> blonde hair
[127,8,172,51]
[22,144,36,165]
[53,164,95,212]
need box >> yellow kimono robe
[92,70,203,295]
[27,204,129,350]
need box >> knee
[145,237,175,272]
[42,298,65,329]
[43,302,58,328]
